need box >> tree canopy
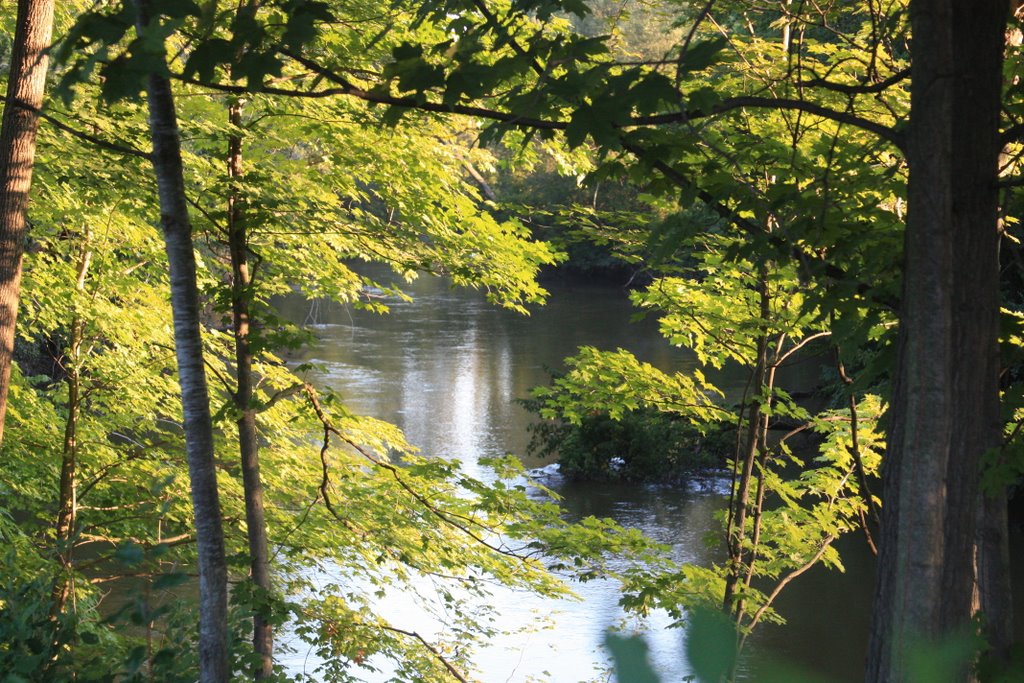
[2,0,1023,681]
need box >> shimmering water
[278,268,876,682]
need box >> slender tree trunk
[722,267,771,615]
[866,1,1008,680]
[739,340,780,611]
[836,349,879,553]
[722,346,766,613]
[0,0,55,444]
[228,100,274,679]
[51,230,92,616]
[134,2,229,680]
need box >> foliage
[0,524,200,683]
[530,226,886,653]
[605,632,660,683]
[10,0,1024,679]
[610,610,1024,683]
[0,3,691,681]
[522,391,730,481]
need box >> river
[278,268,879,682]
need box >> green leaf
[605,633,660,683]
[679,37,728,73]
[114,542,145,566]
[685,607,738,682]
[159,0,202,20]
[630,73,680,115]
[231,50,284,89]
[152,572,189,590]
[183,38,235,83]
[282,0,334,49]
[686,86,720,113]
[58,8,133,63]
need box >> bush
[523,400,729,482]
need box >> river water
[279,270,878,682]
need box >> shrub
[523,399,729,482]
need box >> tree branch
[797,67,910,95]
[619,141,760,233]
[621,140,896,310]
[462,161,497,201]
[176,63,567,132]
[301,384,532,561]
[256,382,305,413]
[743,534,836,637]
[18,103,152,160]
[467,0,546,77]
[773,330,831,368]
[380,624,471,683]
[635,96,904,151]
[176,53,905,152]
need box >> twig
[380,624,471,683]
[797,67,910,94]
[742,534,836,639]
[256,382,306,413]
[301,384,530,562]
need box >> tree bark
[722,266,771,618]
[976,489,1012,664]
[866,1,1008,680]
[722,332,767,614]
[944,0,1007,664]
[134,2,229,680]
[0,0,55,444]
[51,230,92,616]
[228,100,274,679]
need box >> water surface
[279,270,875,682]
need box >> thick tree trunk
[228,101,274,679]
[976,489,1012,664]
[944,0,1007,664]
[134,2,229,680]
[866,1,1008,680]
[0,0,54,444]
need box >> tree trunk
[228,100,274,679]
[722,266,771,617]
[0,0,55,444]
[134,2,229,680]
[866,1,1008,680]
[722,333,767,614]
[976,489,1012,665]
[51,230,92,616]
[944,0,1007,664]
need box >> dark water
[279,269,878,682]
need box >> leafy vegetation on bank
[522,393,731,482]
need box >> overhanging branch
[634,96,905,151]
[20,103,152,160]
[622,141,896,310]
[175,51,904,152]
[797,67,910,95]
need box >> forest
[0,0,1020,681]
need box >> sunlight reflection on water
[278,271,730,681]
